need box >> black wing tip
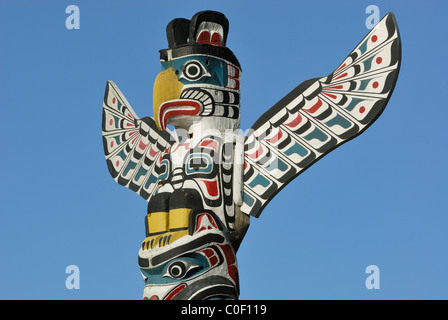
[104,80,118,102]
[382,12,397,26]
[385,11,396,19]
[104,80,112,104]
[384,11,401,42]
[386,12,398,28]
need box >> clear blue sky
[1,0,447,300]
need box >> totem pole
[102,11,401,300]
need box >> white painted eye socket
[163,260,201,279]
[180,60,210,81]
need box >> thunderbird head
[152,11,241,134]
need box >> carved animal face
[152,11,241,134]
[153,54,241,133]
[138,211,239,300]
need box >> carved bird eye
[181,60,210,81]
[163,260,200,279]
[167,262,185,278]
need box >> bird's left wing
[242,12,401,218]
[102,81,174,201]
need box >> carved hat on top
[160,11,240,68]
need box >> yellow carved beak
[153,68,184,130]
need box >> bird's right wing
[102,81,174,201]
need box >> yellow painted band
[142,208,193,250]
[146,211,168,234]
[168,208,191,230]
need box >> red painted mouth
[158,99,203,130]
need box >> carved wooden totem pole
[102,11,401,299]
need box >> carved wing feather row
[242,13,401,217]
[102,81,173,201]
